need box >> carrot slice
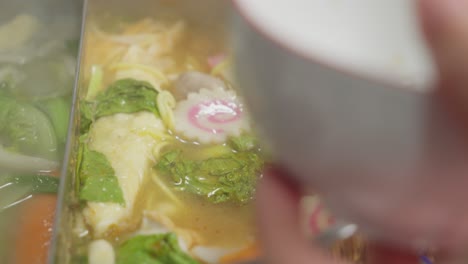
[219,243,261,264]
[13,194,57,264]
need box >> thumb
[256,168,347,264]
[419,0,468,107]
[256,169,420,264]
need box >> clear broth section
[0,0,82,263]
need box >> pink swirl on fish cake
[188,99,242,134]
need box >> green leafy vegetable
[36,97,71,144]
[65,38,80,55]
[0,174,59,213]
[80,78,159,133]
[228,135,258,152]
[78,145,125,205]
[155,141,263,204]
[8,174,60,194]
[196,144,232,160]
[75,136,86,194]
[117,233,199,264]
[0,91,57,160]
[94,78,159,117]
[80,101,94,134]
[71,255,89,264]
[81,176,124,204]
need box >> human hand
[255,168,422,264]
[255,0,468,262]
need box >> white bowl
[231,0,468,249]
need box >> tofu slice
[83,112,165,236]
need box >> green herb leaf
[0,92,57,160]
[95,78,159,117]
[80,176,124,204]
[65,39,80,55]
[24,175,59,194]
[80,78,159,134]
[228,135,258,152]
[75,136,86,195]
[117,233,199,264]
[10,174,60,194]
[0,174,59,213]
[80,101,94,134]
[155,144,263,204]
[78,146,125,205]
[36,97,71,144]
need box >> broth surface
[0,7,80,264]
[71,12,262,264]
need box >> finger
[418,0,468,110]
[256,168,347,264]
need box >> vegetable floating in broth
[72,15,263,264]
[0,11,79,264]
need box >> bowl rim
[230,0,435,96]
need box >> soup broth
[68,9,263,264]
[0,1,81,262]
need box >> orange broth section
[13,195,57,264]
